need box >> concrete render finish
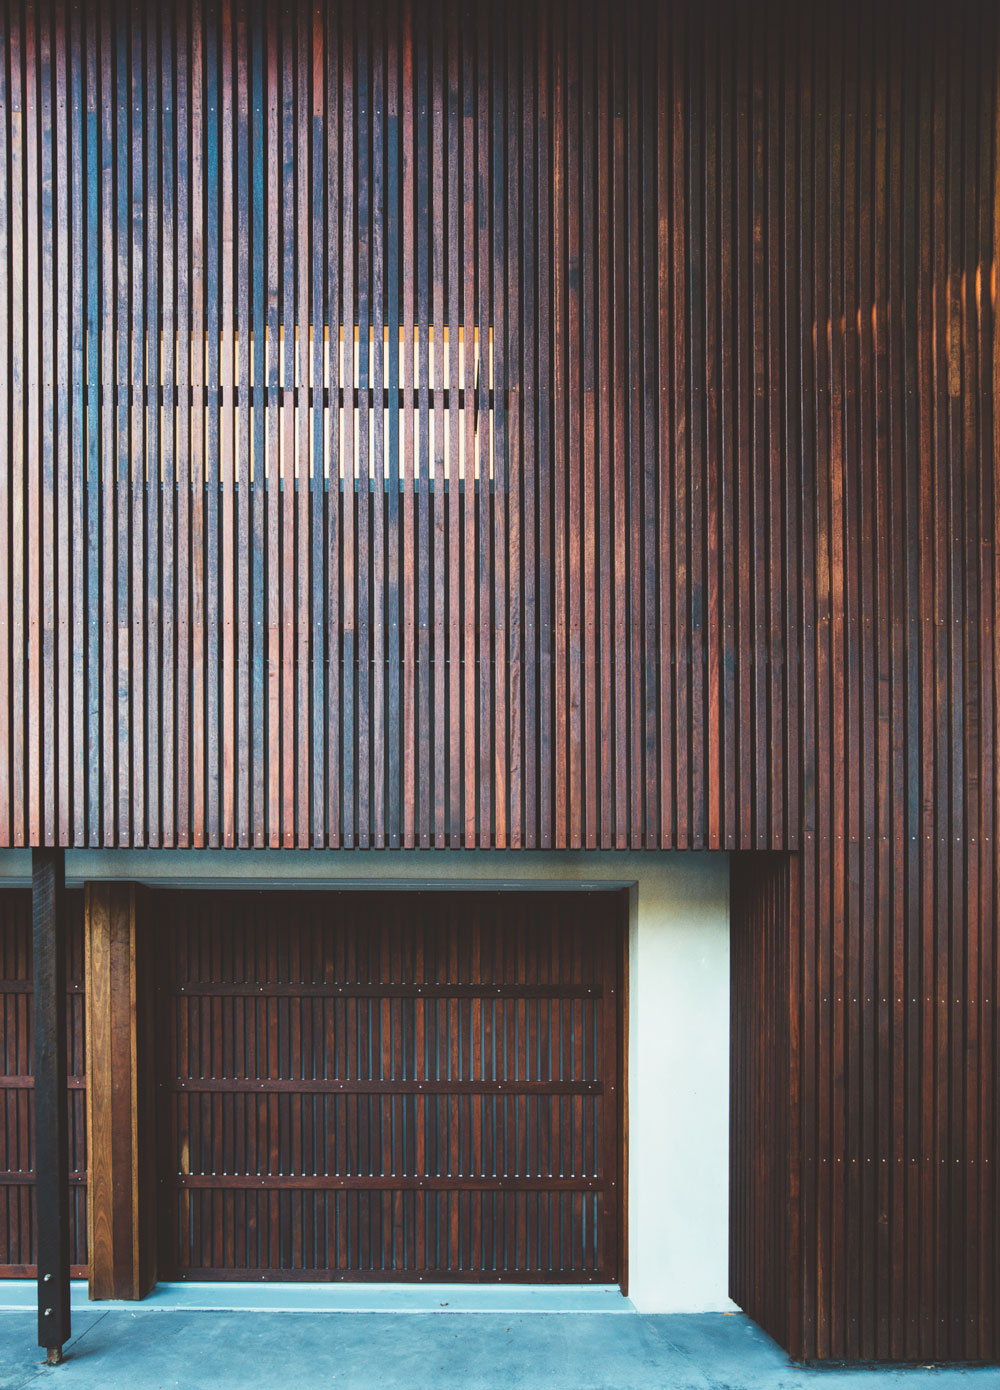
[0,1281,630,1316]
[1,1308,997,1390]
[0,847,734,1314]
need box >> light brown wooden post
[84,883,156,1299]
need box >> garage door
[155,890,624,1283]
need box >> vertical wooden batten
[84,883,156,1300]
[0,0,996,1362]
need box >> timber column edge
[84,883,157,1299]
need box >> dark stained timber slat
[431,4,446,845]
[54,0,72,848]
[171,1177,603,1191]
[160,4,175,848]
[340,1,356,848]
[152,889,623,1283]
[165,1081,603,1094]
[145,3,160,850]
[249,1,265,845]
[190,0,206,847]
[39,3,55,848]
[236,0,252,847]
[415,7,429,846]
[460,1,475,845]
[127,1,143,849]
[294,0,309,850]
[0,0,999,1362]
[371,0,386,847]
[24,1,40,846]
[0,890,87,1275]
[0,6,9,847]
[401,0,415,848]
[165,982,601,999]
[175,0,191,848]
[204,1,220,848]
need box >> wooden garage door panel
[155,890,623,1282]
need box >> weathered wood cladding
[0,0,997,1363]
[84,883,157,1299]
[0,0,806,852]
[154,890,624,1283]
[0,890,87,1277]
[727,0,1000,1362]
[730,855,792,1352]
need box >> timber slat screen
[0,890,86,1277]
[0,0,803,855]
[730,855,791,1352]
[154,890,623,1282]
[0,0,997,1363]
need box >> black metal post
[32,848,70,1364]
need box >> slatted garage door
[0,890,88,1277]
[155,890,624,1283]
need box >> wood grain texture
[0,0,785,852]
[728,0,999,1361]
[84,883,155,1299]
[0,0,997,1361]
[0,889,86,1277]
[154,889,624,1283]
[730,854,792,1351]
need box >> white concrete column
[625,855,734,1313]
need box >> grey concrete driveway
[1,1307,998,1390]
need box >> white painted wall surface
[0,846,734,1313]
[623,855,735,1313]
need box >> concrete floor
[2,1304,998,1389]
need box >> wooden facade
[0,889,87,1277]
[154,889,623,1283]
[84,882,157,1299]
[0,0,998,1363]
